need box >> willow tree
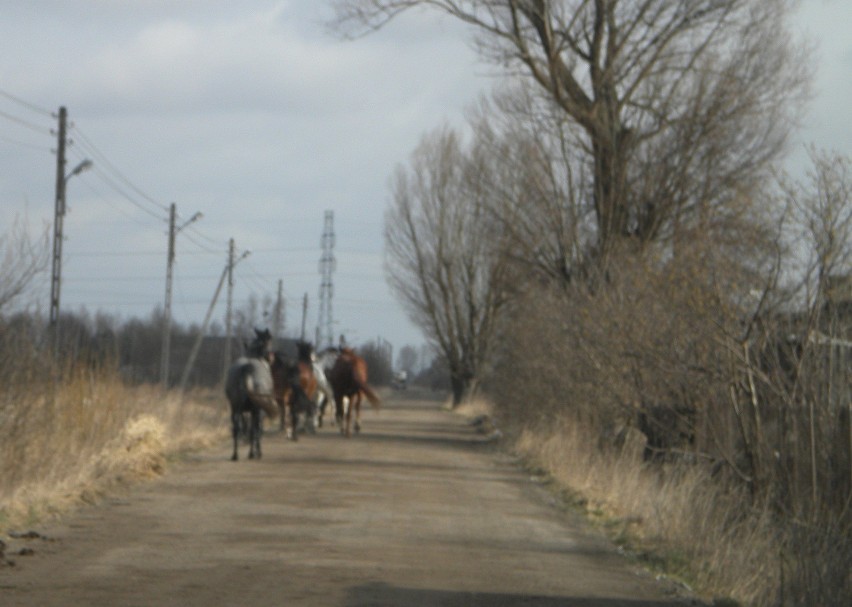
[333,0,809,267]
[385,127,510,404]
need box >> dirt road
[1,391,699,606]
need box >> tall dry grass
[0,353,227,534]
[511,416,780,605]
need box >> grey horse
[224,328,279,460]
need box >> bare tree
[792,147,852,309]
[332,0,809,266]
[385,126,510,404]
[0,214,49,314]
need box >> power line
[180,229,224,255]
[70,124,169,214]
[0,107,52,135]
[90,167,165,220]
[184,224,225,249]
[71,172,165,229]
[0,133,50,152]
[0,88,53,116]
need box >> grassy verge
[0,368,227,535]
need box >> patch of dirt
[0,391,705,606]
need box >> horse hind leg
[279,387,293,436]
[353,393,363,434]
[335,396,345,433]
[316,395,326,428]
[249,409,262,459]
[307,397,318,434]
[230,410,242,461]
[343,395,355,438]
[289,400,299,442]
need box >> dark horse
[224,328,278,460]
[325,347,381,437]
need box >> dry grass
[452,395,494,419]
[512,415,782,606]
[0,367,227,534]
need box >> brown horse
[326,347,380,437]
[270,342,319,440]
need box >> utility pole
[49,106,92,357]
[161,204,176,388]
[317,210,336,349]
[49,107,67,356]
[219,241,250,384]
[160,203,201,389]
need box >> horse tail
[244,367,279,420]
[348,356,380,409]
[359,382,381,409]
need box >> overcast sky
[1,1,850,356]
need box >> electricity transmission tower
[316,210,335,349]
[272,279,285,339]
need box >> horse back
[225,357,277,418]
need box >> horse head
[247,328,273,361]
[296,340,314,363]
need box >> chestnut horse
[270,341,319,440]
[325,347,380,437]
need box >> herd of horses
[225,328,381,461]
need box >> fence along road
[0,390,700,606]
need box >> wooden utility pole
[160,203,201,389]
[218,241,250,385]
[160,203,177,388]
